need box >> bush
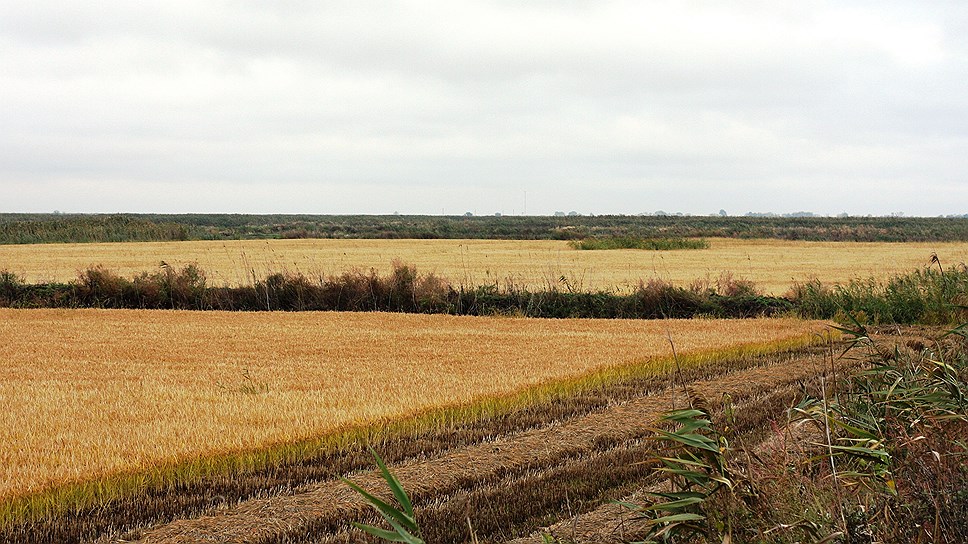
[75,266,128,307]
[568,236,709,251]
[0,270,25,305]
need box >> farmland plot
[0,238,964,294]
[0,309,825,511]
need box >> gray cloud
[2,1,967,215]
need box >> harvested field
[1,238,964,294]
[0,310,824,514]
[9,332,875,544]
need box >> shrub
[621,403,751,543]
[568,236,709,251]
[0,263,798,318]
[633,279,710,319]
[162,264,208,309]
[0,270,24,305]
[75,266,128,307]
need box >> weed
[613,318,968,543]
[792,267,968,325]
[342,447,424,543]
[790,320,968,541]
[620,401,752,543]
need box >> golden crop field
[1,238,964,294]
[0,309,827,503]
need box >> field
[2,230,966,543]
[0,310,824,540]
[1,237,965,294]
[0,310,824,506]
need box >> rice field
[1,238,965,294]
[0,309,826,504]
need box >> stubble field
[3,234,962,543]
[1,237,965,294]
[0,309,825,505]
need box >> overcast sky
[2,2,967,216]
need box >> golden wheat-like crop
[0,309,827,503]
[0,238,964,294]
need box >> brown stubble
[0,309,824,504]
[1,238,966,294]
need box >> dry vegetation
[0,309,825,513]
[1,238,965,294]
[0,219,964,543]
[131,345,847,544]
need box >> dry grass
[1,238,965,294]
[0,309,826,505]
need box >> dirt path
[105,338,864,544]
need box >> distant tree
[719,209,727,217]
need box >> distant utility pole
[523,190,527,216]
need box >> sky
[2,1,968,217]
